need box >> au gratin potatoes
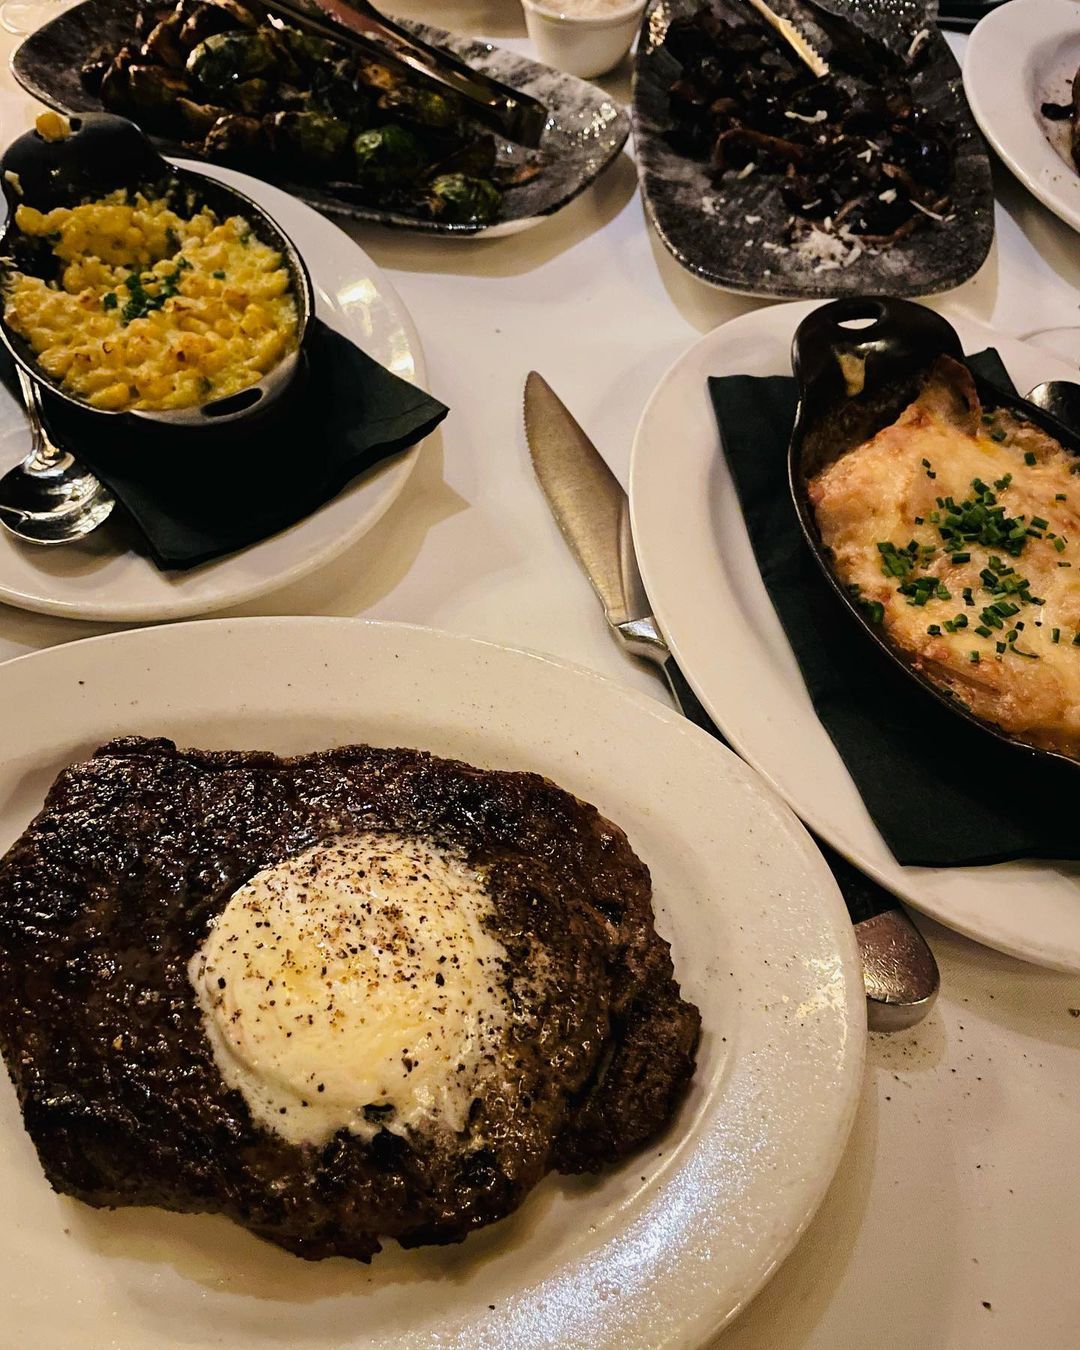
[2,132,298,413]
[810,357,1080,759]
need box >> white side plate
[0,163,426,623]
[964,0,1080,234]
[0,618,864,1349]
[631,300,1080,973]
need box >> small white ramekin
[521,0,646,80]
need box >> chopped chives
[1056,493,1067,501]
[1052,628,1061,643]
[970,651,980,663]
[950,551,971,564]
[1054,536,1068,552]
[927,624,942,636]
[1024,451,1037,465]
[975,625,993,638]
[1031,516,1049,530]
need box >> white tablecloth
[2,6,1080,1346]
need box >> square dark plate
[632,0,995,296]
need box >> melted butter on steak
[0,737,701,1261]
[189,834,516,1147]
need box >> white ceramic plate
[630,300,1080,974]
[0,163,426,623]
[964,0,1080,234]
[0,618,864,1350]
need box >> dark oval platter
[632,0,995,297]
[788,295,1080,774]
[11,0,630,237]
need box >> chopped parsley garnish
[119,257,191,325]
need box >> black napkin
[709,352,1080,868]
[1,319,448,570]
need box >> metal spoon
[0,369,114,545]
[1026,381,1080,438]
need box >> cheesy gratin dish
[3,189,298,412]
[810,356,1080,759]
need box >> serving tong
[249,0,549,148]
[739,0,914,80]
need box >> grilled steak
[0,737,699,1261]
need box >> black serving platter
[11,0,630,237]
[632,0,995,297]
[0,113,313,431]
[788,295,1080,772]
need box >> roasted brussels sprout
[310,59,373,123]
[178,0,256,49]
[202,111,266,162]
[269,111,350,173]
[352,125,430,188]
[427,173,500,225]
[142,17,186,70]
[175,94,227,137]
[186,30,276,96]
[126,64,192,115]
[377,85,460,132]
[232,76,269,115]
[280,28,337,70]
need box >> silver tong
[250,0,550,147]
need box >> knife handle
[657,654,939,1032]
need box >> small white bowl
[521,0,646,80]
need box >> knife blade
[524,371,939,1032]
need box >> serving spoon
[0,368,114,545]
[1026,380,1080,436]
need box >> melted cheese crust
[810,369,1080,757]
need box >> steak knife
[524,371,939,1033]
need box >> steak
[0,737,700,1261]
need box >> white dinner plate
[964,0,1080,234]
[0,618,864,1349]
[0,163,426,623]
[630,301,1080,974]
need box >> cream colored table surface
[2,6,1080,1346]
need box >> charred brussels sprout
[186,30,276,96]
[232,76,269,115]
[270,111,350,173]
[427,173,500,225]
[352,125,429,188]
[378,85,460,131]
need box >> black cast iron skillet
[0,113,312,431]
[788,295,1080,773]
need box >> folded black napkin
[709,352,1080,868]
[0,320,448,570]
